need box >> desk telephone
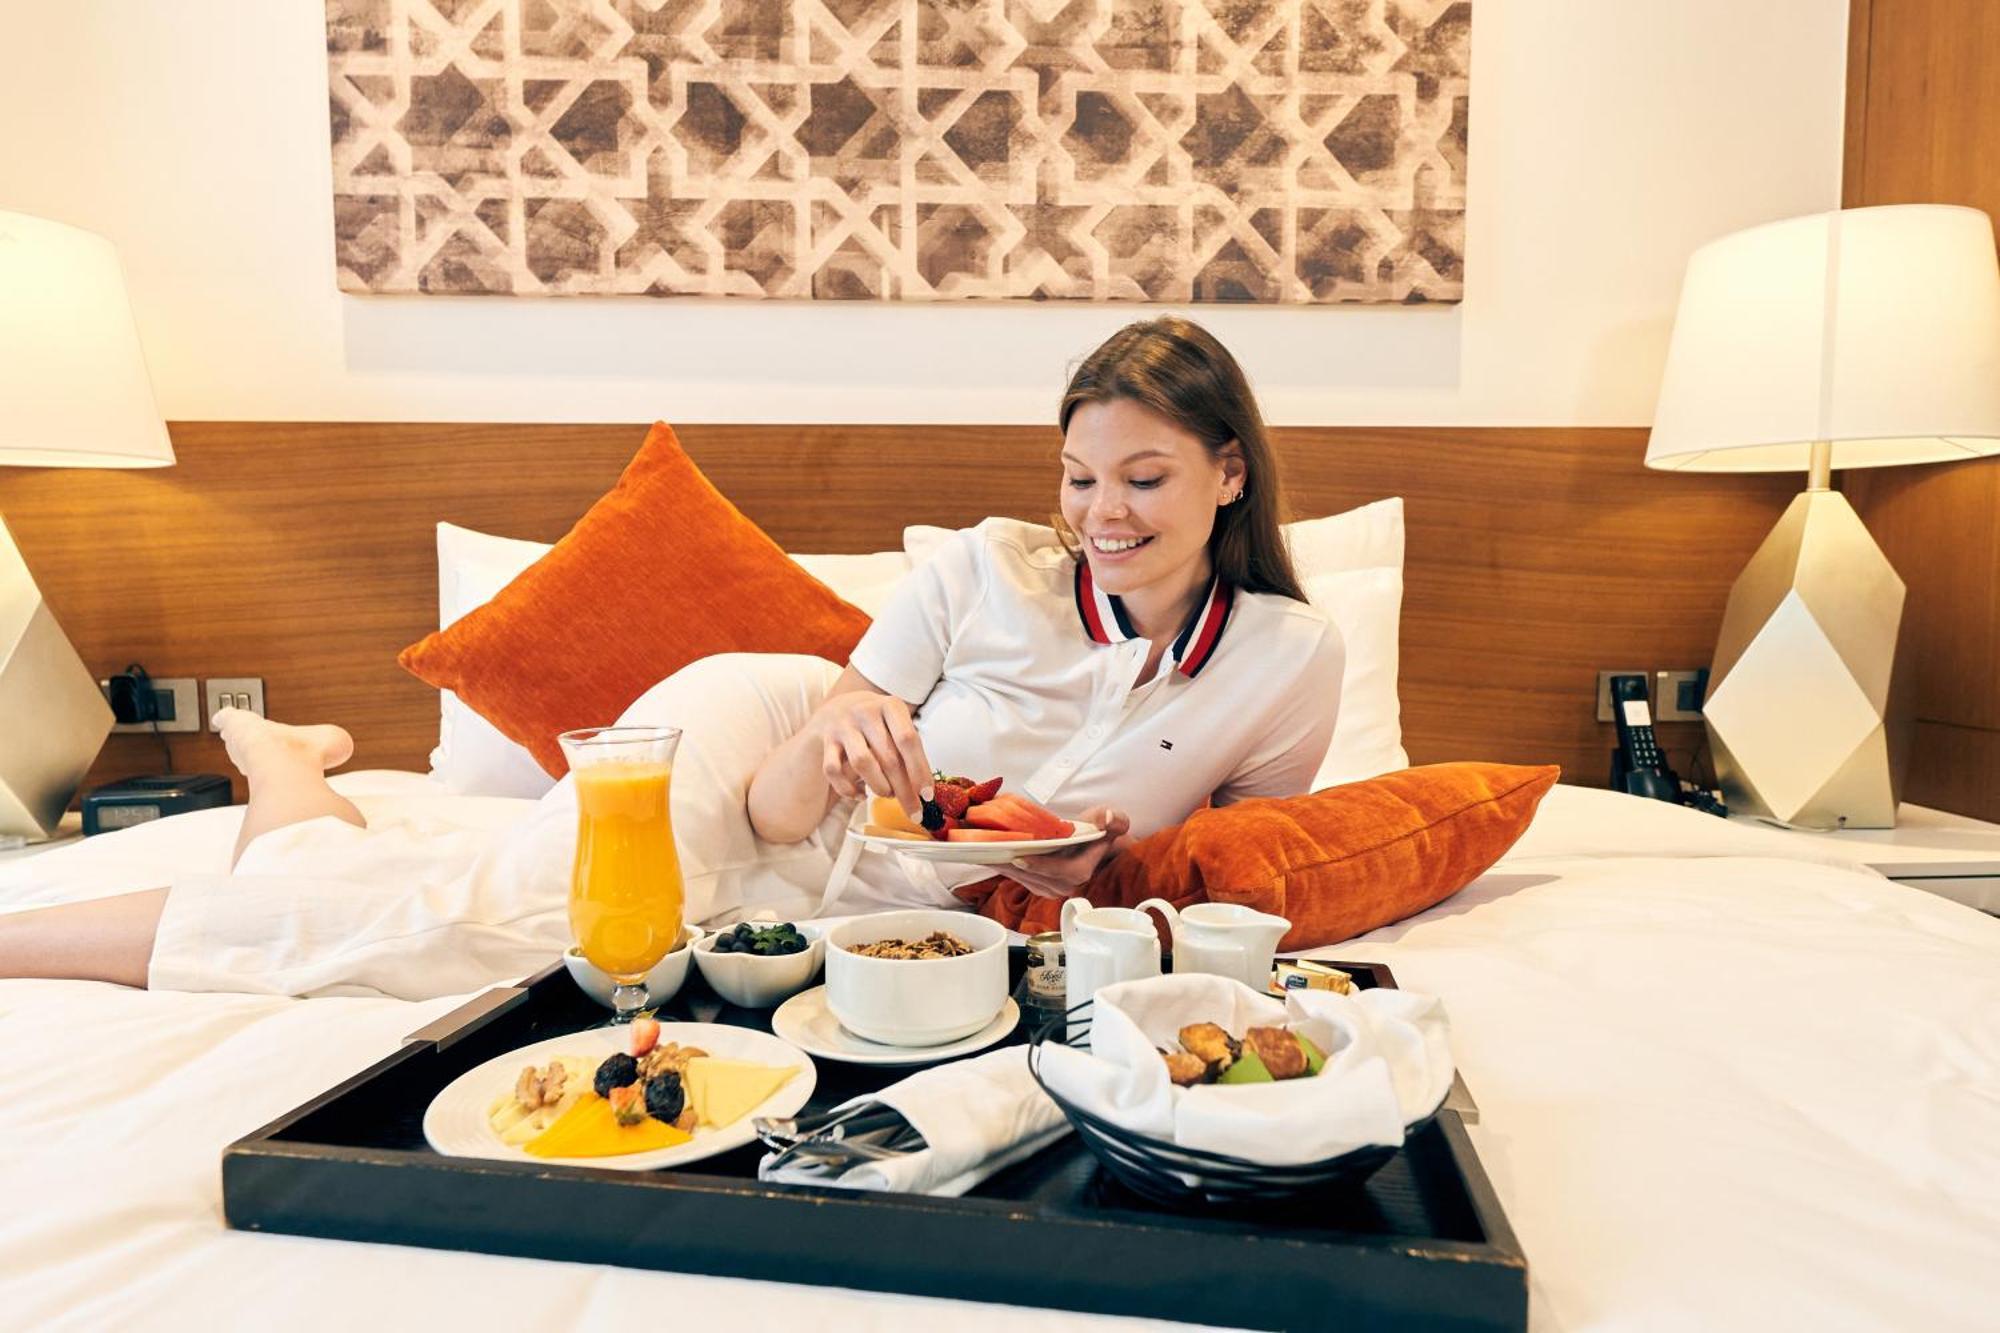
[1607,673,1726,816]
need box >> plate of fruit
[423,1016,815,1171]
[855,775,1104,863]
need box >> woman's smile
[1088,533,1155,558]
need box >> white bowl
[690,923,825,1009]
[823,911,1009,1047]
[563,924,704,1009]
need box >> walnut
[513,1061,567,1110]
[638,1042,709,1080]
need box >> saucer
[771,986,1020,1067]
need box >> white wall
[0,1,1848,426]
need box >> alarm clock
[81,773,232,834]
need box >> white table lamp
[1648,204,2000,827]
[0,210,174,839]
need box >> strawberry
[629,1015,661,1058]
[607,1082,646,1126]
[932,783,972,820]
[965,776,1003,804]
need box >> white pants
[147,655,953,1000]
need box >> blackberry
[644,1070,685,1123]
[593,1052,640,1097]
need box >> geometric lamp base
[1,517,114,839]
[1702,489,1908,828]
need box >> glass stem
[610,982,648,1023]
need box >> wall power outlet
[99,676,202,733]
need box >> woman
[0,318,1342,999]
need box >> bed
[3,772,1996,1331]
[6,427,1996,1328]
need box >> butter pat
[1274,960,1355,995]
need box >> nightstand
[0,812,84,864]
[1731,804,2000,913]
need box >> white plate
[850,817,1105,864]
[423,1022,815,1171]
[772,986,1021,1067]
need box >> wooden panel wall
[0,423,1793,801]
[1841,0,2000,818]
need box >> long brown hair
[1057,317,1305,602]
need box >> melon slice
[867,797,927,837]
[522,1093,692,1158]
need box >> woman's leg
[214,707,364,867]
[0,710,367,986]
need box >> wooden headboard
[0,423,1794,799]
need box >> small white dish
[563,924,703,1010]
[691,924,825,1009]
[772,986,1021,1067]
[849,813,1105,864]
[423,1021,815,1171]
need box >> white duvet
[2,780,1996,1332]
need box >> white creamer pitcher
[1136,900,1290,993]
[1061,899,1162,1043]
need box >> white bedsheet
[3,782,1997,1331]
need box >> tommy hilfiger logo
[1159,739,1174,751]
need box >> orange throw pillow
[398,423,873,776]
[960,763,1561,950]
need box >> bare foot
[213,707,354,776]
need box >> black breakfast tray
[224,951,1525,1331]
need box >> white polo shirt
[848,519,1344,879]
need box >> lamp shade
[0,211,173,468]
[1647,204,2000,473]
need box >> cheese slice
[684,1058,797,1129]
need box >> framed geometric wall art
[326,1,1469,303]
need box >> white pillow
[1290,499,1407,787]
[432,524,567,799]
[429,523,914,797]
[903,497,1407,787]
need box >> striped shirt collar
[1073,559,1235,679]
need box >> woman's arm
[747,665,934,845]
[0,888,167,987]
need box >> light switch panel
[205,677,266,729]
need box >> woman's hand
[815,688,934,817]
[1000,808,1132,901]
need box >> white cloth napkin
[757,1046,1071,1197]
[1036,972,1453,1166]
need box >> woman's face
[1060,398,1241,600]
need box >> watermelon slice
[966,793,1073,840]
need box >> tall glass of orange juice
[558,725,684,1023]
